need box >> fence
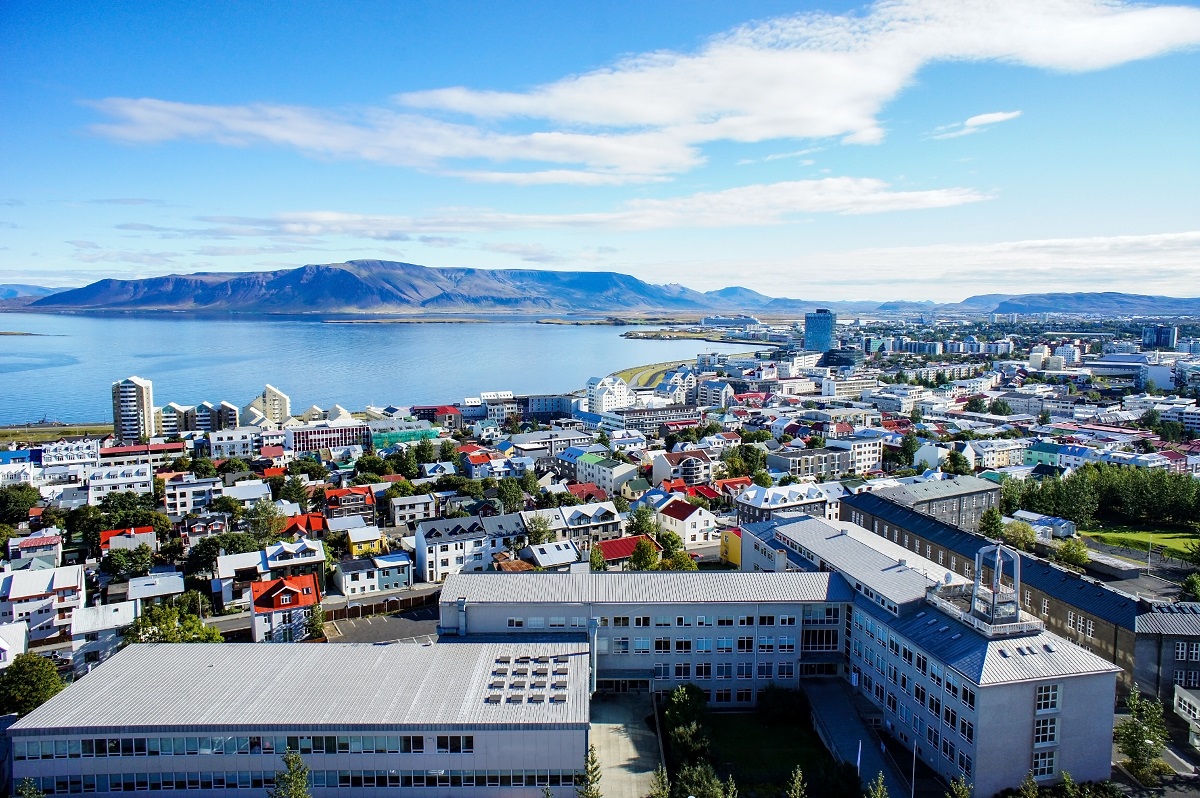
[323,590,440,621]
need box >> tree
[279,476,311,513]
[384,480,416,500]
[999,521,1037,552]
[784,766,808,798]
[101,543,154,581]
[944,450,972,475]
[672,762,724,798]
[519,469,540,494]
[944,775,972,798]
[305,604,326,640]
[988,399,1014,416]
[612,495,630,513]
[173,589,212,618]
[0,483,41,525]
[123,604,223,644]
[414,438,436,464]
[185,531,260,575]
[268,749,312,798]
[806,435,826,449]
[724,775,738,798]
[1114,685,1169,784]
[657,530,684,559]
[210,494,245,522]
[590,545,608,571]
[909,407,924,424]
[0,653,65,716]
[355,454,388,477]
[668,720,711,764]
[627,505,660,537]
[1054,537,1091,568]
[525,514,554,545]
[647,765,671,798]
[191,456,217,478]
[1181,572,1200,602]
[978,507,1004,539]
[16,778,45,798]
[900,432,920,466]
[864,772,889,798]
[288,457,328,481]
[438,439,458,462]
[660,551,698,571]
[1016,771,1039,798]
[1038,410,1051,424]
[964,397,987,413]
[245,498,286,542]
[628,537,659,571]
[217,457,250,475]
[751,470,773,488]
[577,744,602,798]
[496,478,525,514]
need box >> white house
[86,465,153,505]
[0,565,86,641]
[657,498,719,547]
[70,602,138,677]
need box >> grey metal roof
[1136,603,1200,636]
[856,597,1120,686]
[441,570,853,606]
[127,573,185,600]
[12,641,590,734]
[875,474,997,505]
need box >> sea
[0,312,759,426]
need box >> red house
[250,573,321,643]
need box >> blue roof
[842,492,1139,630]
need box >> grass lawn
[0,424,112,444]
[1083,523,1199,559]
[707,712,833,785]
[611,359,689,387]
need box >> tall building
[243,384,290,426]
[110,376,154,442]
[1142,325,1178,351]
[804,308,836,353]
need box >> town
[1,310,1200,798]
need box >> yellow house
[719,527,742,567]
[347,526,387,558]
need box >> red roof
[457,444,487,455]
[567,483,608,502]
[260,445,285,458]
[325,486,376,505]
[595,534,661,562]
[251,573,321,614]
[283,513,329,536]
[99,526,155,549]
[17,535,61,549]
[658,499,701,522]
[715,476,753,494]
[261,467,287,478]
[465,452,491,465]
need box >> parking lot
[325,605,440,644]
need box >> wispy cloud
[73,249,181,267]
[417,236,465,248]
[932,110,1023,139]
[87,198,167,206]
[0,199,23,207]
[83,1,1200,183]
[737,148,821,166]
[481,242,570,265]
[66,240,101,249]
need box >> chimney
[456,597,467,636]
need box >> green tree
[577,744,603,798]
[268,749,312,798]
[245,497,286,542]
[0,653,65,716]
[1115,686,1169,783]
[288,457,329,481]
[909,407,924,424]
[612,495,630,513]
[900,432,920,466]
[988,399,1014,416]
[191,456,217,478]
[723,774,738,798]
[668,720,711,764]
[1038,410,1051,425]
[438,439,458,462]
[672,762,724,798]
[999,521,1037,552]
[751,470,774,488]
[525,514,554,545]
[657,529,684,559]
[628,537,659,571]
[0,483,41,525]
[217,457,250,475]
[1016,771,1039,798]
[210,494,245,522]
[1181,572,1200,602]
[355,454,388,477]
[519,469,540,495]
[806,435,826,449]
[627,505,660,537]
[784,766,808,798]
[1054,537,1091,568]
[305,604,326,640]
[864,772,889,798]
[660,550,698,571]
[964,397,987,413]
[496,478,525,513]
[647,765,671,798]
[123,604,223,644]
[414,438,436,464]
[384,480,416,500]
[590,545,608,571]
[944,775,972,798]
[185,531,260,575]
[16,778,46,798]
[944,450,973,475]
[100,543,155,581]
[279,476,311,512]
[978,507,1004,539]
[173,589,212,618]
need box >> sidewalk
[804,680,909,797]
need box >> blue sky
[2,0,1199,301]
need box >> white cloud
[932,110,1023,139]
[84,1,1200,183]
[480,242,570,265]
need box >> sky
[2,0,1199,302]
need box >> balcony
[926,585,1044,638]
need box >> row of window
[854,611,977,711]
[22,769,583,795]
[652,661,797,680]
[1174,670,1200,688]
[1176,642,1200,662]
[856,669,973,781]
[607,614,804,628]
[609,635,803,654]
[13,735,455,761]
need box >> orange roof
[283,513,329,536]
[251,573,321,614]
[261,467,287,478]
[99,527,155,549]
[595,534,661,562]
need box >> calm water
[0,313,757,425]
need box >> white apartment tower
[110,376,154,442]
[585,376,635,414]
[243,384,291,426]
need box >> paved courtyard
[590,693,661,798]
[324,605,440,644]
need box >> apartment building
[11,641,591,798]
[163,473,224,516]
[98,442,186,470]
[38,438,101,468]
[825,435,884,474]
[735,484,829,525]
[389,493,439,528]
[766,446,855,480]
[415,517,499,583]
[650,450,715,486]
[86,465,153,505]
[597,405,701,436]
[870,474,1000,532]
[522,503,623,550]
[657,499,718,547]
[213,538,327,608]
[574,454,638,495]
[209,427,262,459]
[283,420,371,454]
[332,552,413,596]
[111,376,154,442]
[0,565,86,641]
[324,486,377,525]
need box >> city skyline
[2,0,1200,300]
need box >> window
[697,615,712,627]
[613,638,630,654]
[958,751,973,777]
[1041,598,1050,616]
[435,736,474,753]
[654,664,670,680]
[715,689,732,703]
[758,615,775,626]
[695,663,712,679]
[1031,751,1056,779]
[916,654,928,675]
[634,638,650,654]
[737,636,754,653]
[655,638,671,654]
[915,685,926,704]
[737,663,753,679]
[1033,718,1057,746]
[758,636,774,653]
[959,718,974,743]
[1085,619,1094,639]
[758,662,774,679]
[716,663,732,680]
[780,615,797,626]
[1191,642,1200,662]
[717,616,734,626]
[675,664,692,679]
[1035,685,1059,712]
[943,707,957,729]
[738,615,753,626]
[961,686,976,711]
[675,639,692,654]
[655,616,672,627]
[507,617,524,628]
[778,662,795,678]
[613,616,630,627]
[779,636,796,653]
[717,637,733,653]
[635,616,650,627]
[928,696,941,717]
[1175,669,1187,686]
[1066,611,1076,630]
[927,727,940,748]
[280,595,293,605]
[735,688,753,702]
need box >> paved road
[325,605,441,644]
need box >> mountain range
[19,261,1200,317]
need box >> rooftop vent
[485,694,502,704]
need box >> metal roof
[856,597,1120,686]
[442,570,853,606]
[843,493,1140,630]
[1135,603,1200,636]
[12,641,590,734]
[126,573,185,600]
